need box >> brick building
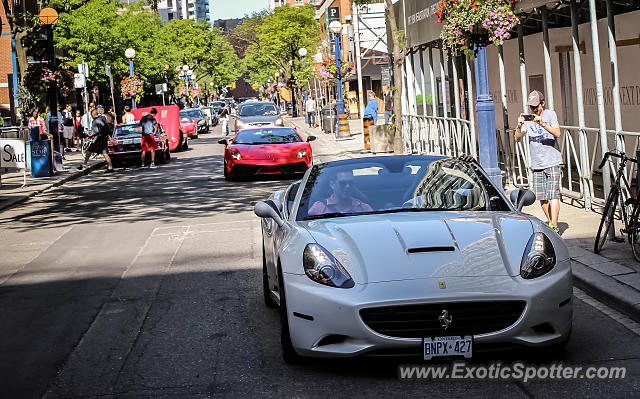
[1,0,15,120]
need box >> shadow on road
[0,136,298,230]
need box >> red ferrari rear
[219,127,314,180]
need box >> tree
[353,0,405,153]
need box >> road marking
[573,287,640,336]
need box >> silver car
[233,101,283,131]
[254,155,572,363]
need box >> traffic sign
[105,64,111,77]
[74,73,86,88]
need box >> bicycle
[593,151,640,261]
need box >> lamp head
[298,48,307,57]
[125,48,136,59]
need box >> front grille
[360,301,526,338]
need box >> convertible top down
[254,155,572,363]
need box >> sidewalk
[524,200,640,322]
[285,116,372,163]
[0,150,105,212]
[287,115,640,322]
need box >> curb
[0,161,106,213]
[571,260,640,323]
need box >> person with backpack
[77,109,114,173]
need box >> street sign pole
[80,61,89,130]
[105,64,116,120]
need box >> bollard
[336,114,351,140]
[362,116,373,152]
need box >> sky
[213,0,268,20]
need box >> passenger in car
[308,171,373,215]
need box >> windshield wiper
[304,212,360,220]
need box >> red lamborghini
[219,127,315,181]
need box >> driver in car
[308,171,373,215]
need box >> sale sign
[1,139,27,169]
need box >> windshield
[238,103,278,117]
[180,110,203,121]
[233,128,301,145]
[113,124,142,137]
[296,157,510,221]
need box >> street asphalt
[0,124,639,398]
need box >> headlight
[275,118,283,126]
[303,244,354,288]
[520,232,556,279]
[230,150,242,160]
[296,148,307,158]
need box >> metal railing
[0,126,29,140]
[402,115,476,158]
[402,115,640,211]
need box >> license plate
[122,139,133,145]
[133,137,141,144]
[423,336,472,360]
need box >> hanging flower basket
[120,75,144,103]
[319,60,354,82]
[436,0,520,56]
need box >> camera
[522,114,536,121]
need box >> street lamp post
[329,21,345,117]
[125,48,136,108]
[299,47,308,124]
[39,8,61,156]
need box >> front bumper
[228,159,310,176]
[283,261,573,358]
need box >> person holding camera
[515,90,562,234]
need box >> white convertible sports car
[254,155,572,362]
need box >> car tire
[165,144,171,162]
[182,134,189,151]
[223,161,234,181]
[277,265,303,364]
[263,245,277,308]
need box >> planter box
[370,125,395,153]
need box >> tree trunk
[384,0,405,154]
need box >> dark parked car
[107,123,170,166]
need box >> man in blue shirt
[363,90,378,124]
[140,108,159,168]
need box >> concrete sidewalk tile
[613,273,640,290]
[572,252,614,266]
[587,261,635,277]
[567,245,593,258]
[571,261,640,322]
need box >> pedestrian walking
[364,90,378,124]
[78,109,114,173]
[122,105,135,124]
[74,109,83,151]
[219,105,230,136]
[383,87,393,125]
[139,108,159,168]
[515,90,562,233]
[62,104,75,152]
[305,95,316,128]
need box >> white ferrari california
[254,155,572,362]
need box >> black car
[107,123,170,166]
[200,106,219,127]
[179,108,208,136]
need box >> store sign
[1,139,27,169]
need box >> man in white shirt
[305,95,316,128]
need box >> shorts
[532,165,561,200]
[63,126,75,139]
[141,135,157,152]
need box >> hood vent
[407,246,455,254]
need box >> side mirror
[254,200,285,227]
[218,138,228,145]
[306,135,316,142]
[510,189,536,211]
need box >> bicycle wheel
[594,187,619,253]
[631,226,640,262]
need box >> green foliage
[53,0,239,99]
[238,5,319,87]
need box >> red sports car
[219,127,315,181]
